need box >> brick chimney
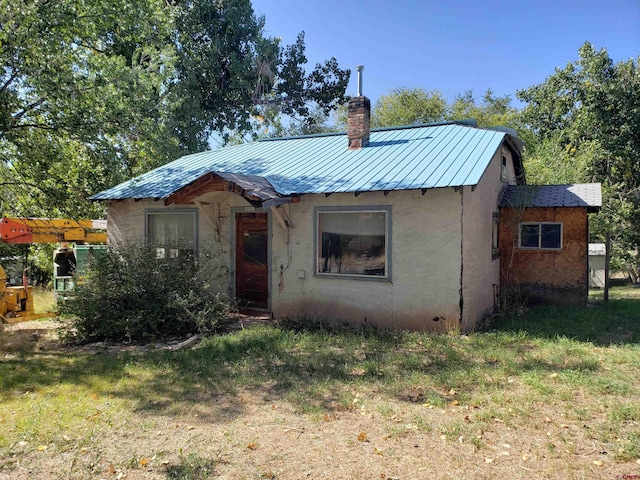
[347,65,370,150]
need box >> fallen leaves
[357,432,368,442]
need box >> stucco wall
[106,150,523,331]
[499,206,588,305]
[268,189,463,331]
[460,146,515,330]
[106,195,250,296]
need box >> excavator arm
[0,218,107,244]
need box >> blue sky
[251,0,639,107]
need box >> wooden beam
[270,206,289,244]
[165,173,230,205]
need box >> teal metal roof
[91,122,514,201]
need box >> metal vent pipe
[356,65,364,96]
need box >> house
[588,243,606,288]
[91,92,600,332]
[498,184,602,305]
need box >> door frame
[230,206,272,310]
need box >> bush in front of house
[60,243,231,343]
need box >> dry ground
[1,316,639,480]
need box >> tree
[171,0,350,149]
[0,0,179,218]
[447,89,529,137]
[0,0,350,220]
[517,42,640,278]
[371,88,447,128]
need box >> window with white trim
[316,207,390,278]
[146,210,197,259]
[519,222,562,250]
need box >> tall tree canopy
[517,42,640,277]
[370,88,447,128]
[0,0,349,219]
[0,0,177,217]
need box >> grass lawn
[0,288,639,479]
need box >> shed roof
[91,122,521,201]
[499,184,602,213]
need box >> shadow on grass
[484,297,640,345]
[165,453,216,480]
[4,304,634,420]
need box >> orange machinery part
[0,217,107,244]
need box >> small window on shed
[519,223,562,250]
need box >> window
[146,210,197,258]
[316,207,390,279]
[492,212,499,259]
[519,223,562,250]
[501,155,507,182]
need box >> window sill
[314,273,392,283]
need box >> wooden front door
[235,212,269,309]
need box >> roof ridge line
[257,120,480,143]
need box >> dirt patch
[0,320,64,353]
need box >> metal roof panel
[91,123,512,200]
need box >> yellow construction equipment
[0,266,53,323]
[0,217,107,244]
[0,217,107,324]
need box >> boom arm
[0,218,107,244]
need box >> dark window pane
[244,232,267,265]
[318,212,386,276]
[520,224,540,248]
[541,224,561,249]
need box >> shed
[588,243,606,288]
[498,184,602,306]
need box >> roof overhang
[164,171,290,208]
[499,183,602,213]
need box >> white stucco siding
[106,184,466,331]
[106,199,149,245]
[460,148,505,330]
[105,195,248,296]
[270,189,462,331]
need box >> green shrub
[60,243,231,342]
